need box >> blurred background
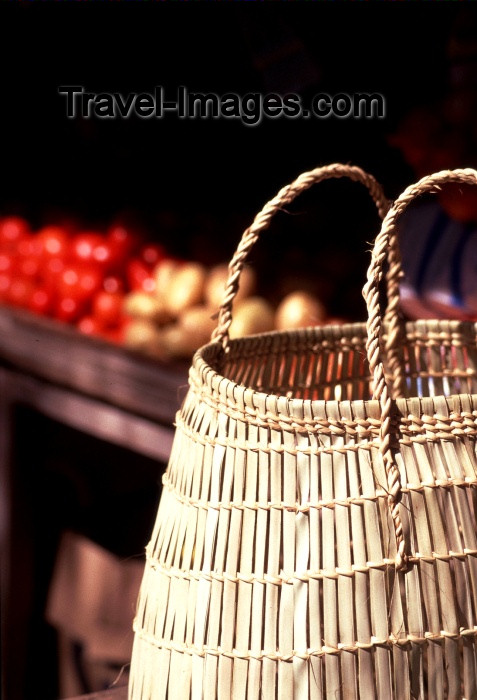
[2,2,473,320]
[2,3,477,699]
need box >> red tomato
[43,257,66,292]
[77,315,103,336]
[17,235,43,259]
[71,232,104,264]
[92,290,125,328]
[0,217,30,249]
[0,252,17,274]
[29,287,55,316]
[101,327,122,344]
[56,267,81,299]
[77,265,103,299]
[103,275,125,294]
[18,256,41,280]
[7,278,34,308]
[126,258,156,293]
[55,296,84,323]
[57,264,102,304]
[107,224,142,264]
[102,316,131,344]
[37,226,70,259]
[0,273,12,300]
[91,240,119,273]
[139,243,167,268]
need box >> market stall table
[0,306,189,700]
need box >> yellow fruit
[159,324,198,359]
[153,259,181,300]
[274,291,327,330]
[123,319,163,357]
[179,305,216,347]
[123,291,171,324]
[229,296,275,339]
[155,307,217,360]
[165,262,207,316]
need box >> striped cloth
[398,201,477,320]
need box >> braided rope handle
[363,167,477,571]
[211,163,390,347]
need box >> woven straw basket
[129,164,477,699]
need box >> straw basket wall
[129,164,477,699]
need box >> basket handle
[363,167,477,571]
[211,163,390,347]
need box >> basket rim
[187,319,477,432]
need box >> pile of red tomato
[0,215,169,343]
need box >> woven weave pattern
[129,166,477,699]
[131,324,477,699]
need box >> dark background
[0,2,470,319]
[1,5,475,698]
